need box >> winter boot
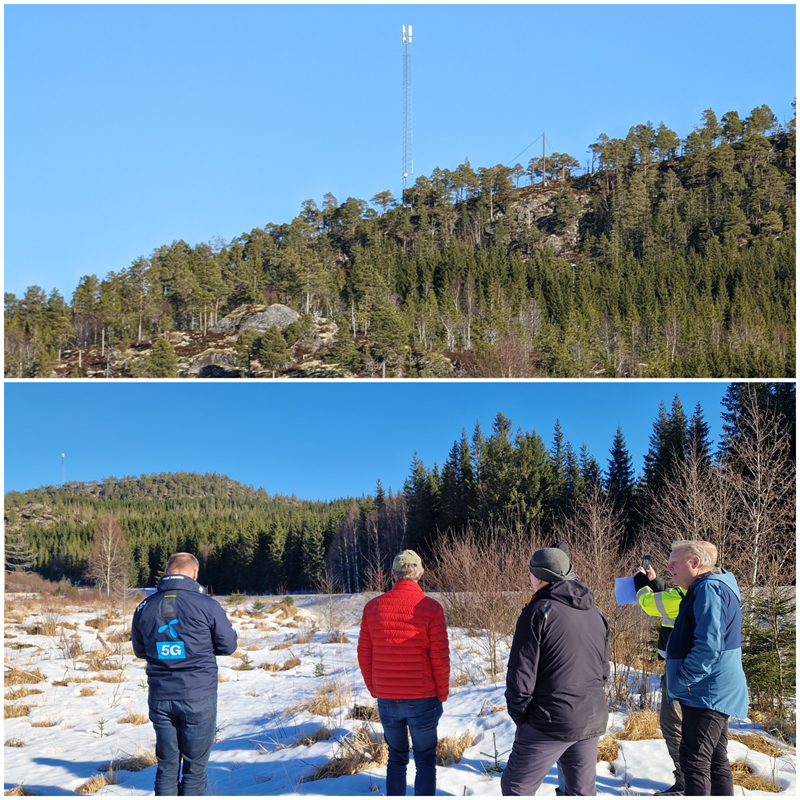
[653,771,685,796]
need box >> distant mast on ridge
[402,24,413,206]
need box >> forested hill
[5,384,795,596]
[4,471,360,594]
[5,104,796,379]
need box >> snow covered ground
[3,591,796,796]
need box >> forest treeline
[4,382,794,597]
[4,104,795,378]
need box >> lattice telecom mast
[402,24,413,204]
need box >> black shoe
[653,784,684,796]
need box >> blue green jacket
[665,569,749,719]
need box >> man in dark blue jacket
[665,540,748,796]
[132,552,237,796]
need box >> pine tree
[258,326,292,378]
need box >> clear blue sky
[5,380,732,500]
[4,3,796,300]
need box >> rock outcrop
[213,304,299,336]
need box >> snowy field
[3,591,796,796]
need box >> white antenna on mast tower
[402,24,413,204]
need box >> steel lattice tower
[402,24,413,204]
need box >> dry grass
[5,687,43,701]
[4,705,31,719]
[285,680,351,718]
[81,649,116,671]
[29,717,59,728]
[282,655,301,670]
[350,703,380,722]
[79,687,96,697]
[304,724,388,781]
[93,671,128,683]
[729,732,789,758]
[292,725,335,747]
[117,709,148,725]
[615,710,663,740]
[4,738,26,748]
[259,662,281,673]
[106,629,131,644]
[4,786,40,796]
[479,700,506,716]
[85,617,111,632]
[75,772,119,794]
[597,736,620,765]
[749,710,796,743]
[437,730,477,766]
[100,748,158,773]
[450,669,473,688]
[217,673,227,683]
[730,761,781,792]
[4,667,46,685]
[326,631,350,644]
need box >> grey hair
[671,540,717,569]
[392,564,424,583]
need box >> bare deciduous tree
[722,387,795,598]
[84,514,130,595]
[431,526,539,681]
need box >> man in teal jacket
[665,540,749,796]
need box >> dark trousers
[678,704,733,796]
[660,673,683,783]
[148,694,217,796]
[377,697,443,796]
[501,724,598,796]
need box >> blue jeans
[377,697,443,796]
[148,694,217,796]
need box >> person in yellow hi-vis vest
[634,563,685,796]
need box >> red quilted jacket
[357,579,450,701]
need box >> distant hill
[5,104,795,378]
[4,471,356,593]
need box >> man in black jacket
[501,547,610,796]
[132,552,237,795]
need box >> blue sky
[4,381,733,500]
[4,3,796,301]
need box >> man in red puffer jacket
[357,549,450,796]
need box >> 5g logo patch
[157,641,186,659]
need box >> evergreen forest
[5,383,794,599]
[4,105,795,379]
